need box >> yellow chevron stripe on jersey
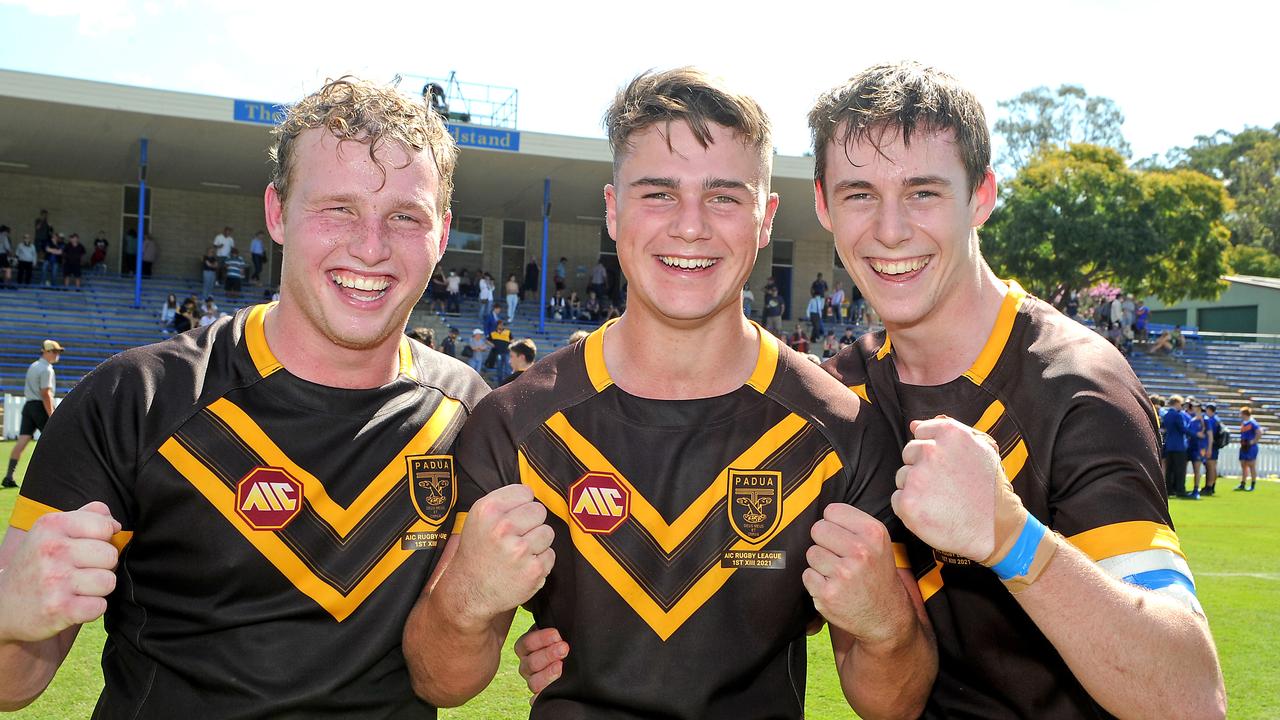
[849,384,870,403]
[543,411,810,554]
[584,319,778,395]
[206,396,461,536]
[962,281,1027,387]
[159,438,430,622]
[892,542,910,569]
[1001,439,1028,483]
[974,399,1005,435]
[9,496,135,550]
[918,561,944,602]
[1067,521,1186,562]
[245,303,284,378]
[398,337,417,380]
[521,449,844,640]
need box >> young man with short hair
[1203,403,1222,495]
[1236,406,1264,492]
[405,67,933,720]
[2,341,63,489]
[501,338,537,386]
[0,77,488,717]
[809,61,1224,718]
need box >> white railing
[1207,443,1280,478]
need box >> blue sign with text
[447,124,520,152]
[233,100,287,126]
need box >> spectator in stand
[406,327,434,349]
[847,281,865,325]
[762,285,784,335]
[1185,403,1207,500]
[224,247,247,299]
[90,231,109,274]
[1149,329,1175,355]
[1065,291,1079,320]
[466,329,490,375]
[568,291,585,323]
[199,304,219,328]
[141,233,158,278]
[2,340,63,489]
[588,258,609,300]
[477,271,495,320]
[505,273,520,321]
[0,226,11,288]
[554,256,567,292]
[583,291,601,322]
[1236,407,1264,492]
[487,319,512,378]
[523,260,539,301]
[213,226,235,284]
[830,281,845,324]
[172,297,199,333]
[40,233,64,287]
[201,246,219,299]
[482,303,502,340]
[14,234,36,285]
[61,234,86,290]
[741,283,754,318]
[548,289,567,321]
[501,338,536,386]
[1171,325,1185,352]
[1203,404,1223,496]
[446,270,461,314]
[788,323,810,354]
[440,326,459,358]
[806,292,825,340]
[1134,299,1150,342]
[810,271,827,299]
[33,210,52,254]
[1121,293,1136,331]
[159,293,179,333]
[427,271,447,313]
[249,231,266,284]
[821,330,838,359]
[839,326,856,348]
[1161,395,1191,498]
[121,229,138,274]
[1109,293,1123,329]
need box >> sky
[1,0,1277,166]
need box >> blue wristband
[990,513,1047,581]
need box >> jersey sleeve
[451,395,523,533]
[39,364,55,391]
[1050,389,1201,614]
[10,359,142,548]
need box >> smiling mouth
[330,271,390,301]
[659,256,717,271]
[868,256,930,277]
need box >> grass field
[1,440,1276,718]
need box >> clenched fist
[0,502,120,644]
[450,485,555,624]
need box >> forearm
[0,629,78,710]
[1016,539,1225,719]
[42,391,54,416]
[402,581,513,707]
[835,616,935,720]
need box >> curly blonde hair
[269,76,457,214]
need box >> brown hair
[269,76,457,214]
[509,338,537,364]
[604,67,772,174]
[808,61,990,197]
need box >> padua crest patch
[728,469,782,543]
[407,455,455,527]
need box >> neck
[603,306,759,400]
[264,302,402,389]
[888,264,1009,386]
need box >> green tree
[986,144,1230,304]
[1224,244,1280,277]
[1166,124,1280,254]
[993,85,1131,174]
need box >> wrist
[986,513,1059,593]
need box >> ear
[971,168,998,228]
[437,209,452,257]
[758,192,779,250]
[814,179,833,233]
[264,184,286,247]
[603,184,618,244]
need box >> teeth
[659,256,717,270]
[869,257,929,275]
[330,272,390,292]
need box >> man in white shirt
[213,226,236,285]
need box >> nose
[669,197,711,244]
[348,216,393,266]
[873,197,912,248]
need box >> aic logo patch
[569,472,630,535]
[236,467,303,530]
[728,470,782,543]
[407,455,455,526]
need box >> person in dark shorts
[61,233,86,290]
[2,340,63,488]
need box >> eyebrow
[630,177,757,193]
[831,175,953,193]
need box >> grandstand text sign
[233,99,287,126]
[446,124,520,152]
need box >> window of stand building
[449,216,483,253]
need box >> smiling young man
[0,78,488,717]
[809,62,1225,718]
[403,68,933,719]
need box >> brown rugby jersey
[454,320,904,720]
[826,281,1198,719]
[10,304,488,719]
